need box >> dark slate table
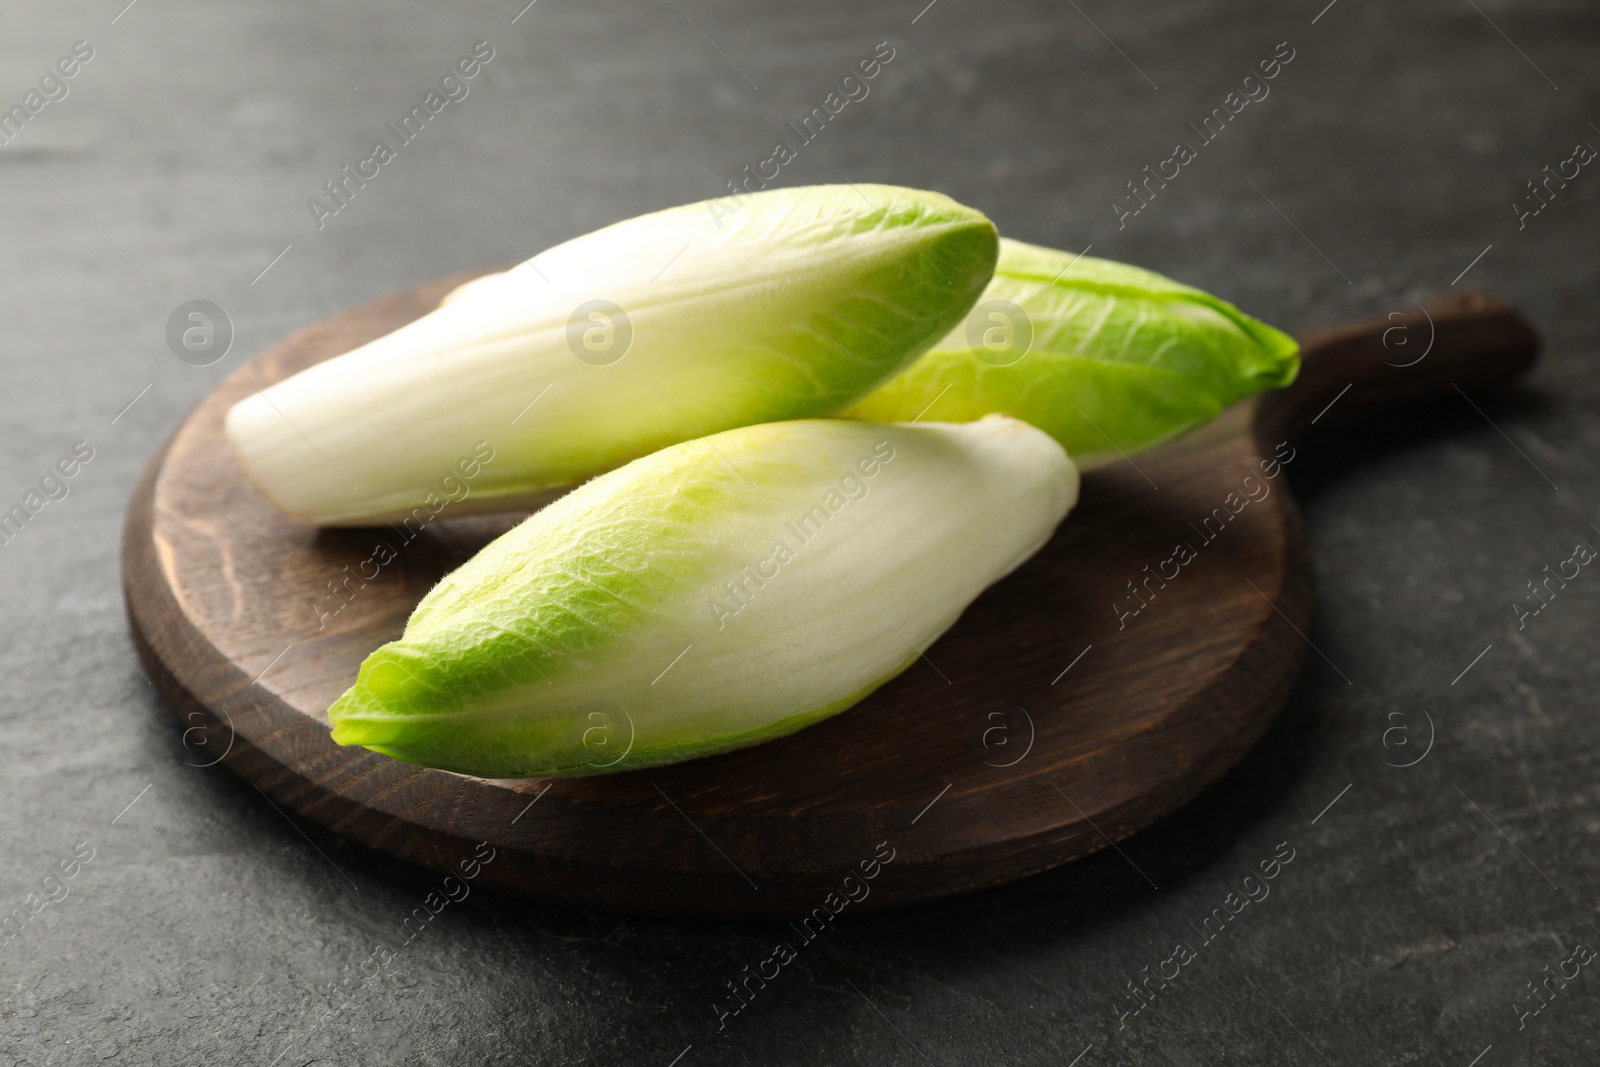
[2,1,1596,1063]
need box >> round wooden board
[121,275,1537,916]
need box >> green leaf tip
[845,238,1300,465]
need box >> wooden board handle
[1253,286,1541,445]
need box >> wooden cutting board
[121,274,1538,916]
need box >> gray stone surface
[1,1,1596,1063]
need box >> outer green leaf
[328,416,1077,777]
[845,238,1300,465]
[226,185,998,525]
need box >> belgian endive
[846,238,1300,466]
[328,416,1077,777]
[226,185,999,525]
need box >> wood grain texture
[120,277,1538,917]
